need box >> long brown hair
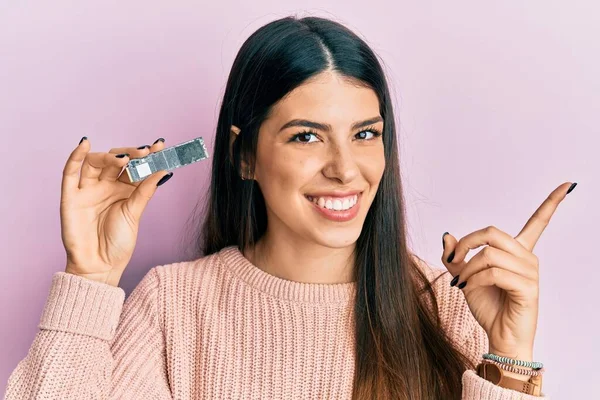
[182,15,474,399]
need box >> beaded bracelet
[481,359,545,377]
[483,353,544,370]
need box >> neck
[243,231,356,285]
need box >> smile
[305,194,359,211]
[304,192,362,222]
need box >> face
[233,71,386,249]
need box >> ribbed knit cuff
[38,271,126,341]
[462,369,547,399]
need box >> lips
[304,192,362,222]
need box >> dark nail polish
[450,275,459,287]
[447,250,455,263]
[116,153,130,158]
[566,182,577,194]
[442,232,449,250]
[457,281,467,289]
[79,136,87,145]
[157,172,173,187]
[137,144,150,150]
[153,137,165,145]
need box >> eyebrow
[278,116,383,133]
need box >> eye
[288,127,383,144]
[290,131,320,144]
[355,126,382,141]
[356,130,377,140]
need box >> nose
[322,143,360,184]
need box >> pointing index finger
[515,182,577,251]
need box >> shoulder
[151,248,227,288]
[410,254,485,352]
[137,249,235,325]
[135,248,231,309]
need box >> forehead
[267,72,381,127]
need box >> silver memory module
[124,137,209,183]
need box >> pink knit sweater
[4,246,548,399]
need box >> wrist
[488,347,533,363]
[65,268,122,287]
[487,347,535,382]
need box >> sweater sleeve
[460,316,548,399]
[3,267,173,400]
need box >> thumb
[126,170,173,222]
[441,232,460,273]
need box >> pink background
[0,1,597,397]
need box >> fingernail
[447,250,455,263]
[79,136,87,145]
[567,182,577,195]
[442,232,449,250]
[137,144,151,150]
[116,153,130,158]
[157,172,173,187]
[458,281,467,289]
[153,137,165,145]
[450,275,459,287]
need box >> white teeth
[333,199,342,210]
[307,194,359,211]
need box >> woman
[5,15,572,399]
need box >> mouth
[303,192,363,222]
[304,192,361,211]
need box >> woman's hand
[61,137,173,286]
[442,182,576,365]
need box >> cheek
[359,148,385,184]
[257,152,316,198]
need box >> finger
[460,267,538,302]
[448,225,534,266]
[99,139,165,182]
[442,232,463,276]
[124,170,173,222]
[62,137,90,196]
[99,143,151,182]
[115,144,153,185]
[450,246,537,289]
[96,152,131,182]
[515,181,576,252]
[78,152,132,188]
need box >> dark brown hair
[182,15,474,399]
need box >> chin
[310,228,362,249]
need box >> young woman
[6,15,573,399]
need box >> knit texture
[4,246,548,399]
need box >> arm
[4,267,172,399]
[460,322,548,399]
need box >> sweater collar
[217,245,356,304]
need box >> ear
[229,125,252,178]
[229,125,241,167]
